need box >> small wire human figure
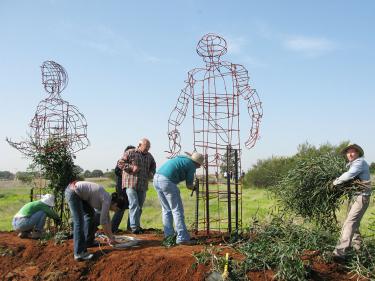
[7,61,89,155]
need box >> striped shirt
[121,148,156,190]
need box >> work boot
[18,231,31,239]
[74,252,94,261]
[31,230,42,239]
[177,239,197,246]
[332,255,347,264]
[86,240,100,248]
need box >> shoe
[74,252,94,261]
[86,241,100,248]
[177,240,196,246]
[31,230,42,239]
[131,228,144,234]
[333,255,346,264]
[18,231,31,239]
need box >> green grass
[1,178,374,237]
[0,180,31,230]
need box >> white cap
[185,151,204,166]
[40,194,55,207]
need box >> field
[1,178,375,280]
[1,178,374,233]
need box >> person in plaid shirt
[121,138,156,233]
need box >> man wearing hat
[153,151,203,245]
[332,143,371,262]
[12,194,60,239]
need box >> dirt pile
[0,231,362,281]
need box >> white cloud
[283,36,336,57]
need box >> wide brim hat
[185,151,204,166]
[40,194,55,207]
[341,143,364,157]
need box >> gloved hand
[332,178,341,186]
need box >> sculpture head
[41,60,69,94]
[196,33,227,59]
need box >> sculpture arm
[241,87,263,148]
[167,81,192,158]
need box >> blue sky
[1,0,374,173]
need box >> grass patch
[1,178,374,237]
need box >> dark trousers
[111,188,130,232]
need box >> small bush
[243,156,295,188]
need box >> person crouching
[65,180,125,261]
[13,194,60,239]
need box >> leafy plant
[32,138,79,227]
[161,234,177,248]
[346,239,375,279]
[237,216,337,281]
[273,151,348,229]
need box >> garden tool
[205,253,230,281]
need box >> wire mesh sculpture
[6,61,89,229]
[167,33,263,234]
[7,61,89,155]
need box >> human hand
[332,178,340,186]
[106,236,118,245]
[117,160,125,169]
[132,165,139,173]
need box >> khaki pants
[333,194,370,257]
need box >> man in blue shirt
[332,143,371,262]
[153,152,203,245]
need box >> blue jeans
[12,211,47,232]
[65,187,95,256]
[111,188,130,232]
[126,187,146,231]
[153,174,190,243]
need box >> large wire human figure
[167,33,262,168]
[167,33,263,232]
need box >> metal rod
[205,153,210,235]
[234,149,239,232]
[195,178,199,234]
[226,145,232,233]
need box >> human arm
[149,155,156,179]
[122,150,139,174]
[333,159,365,186]
[99,196,118,244]
[101,223,117,244]
[185,164,196,190]
[39,202,60,221]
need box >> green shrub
[238,217,336,280]
[273,149,348,228]
[243,156,295,188]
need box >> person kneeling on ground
[332,143,372,263]
[65,180,126,261]
[153,151,203,245]
[12,194,60,239]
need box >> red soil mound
[0,231,364,281]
